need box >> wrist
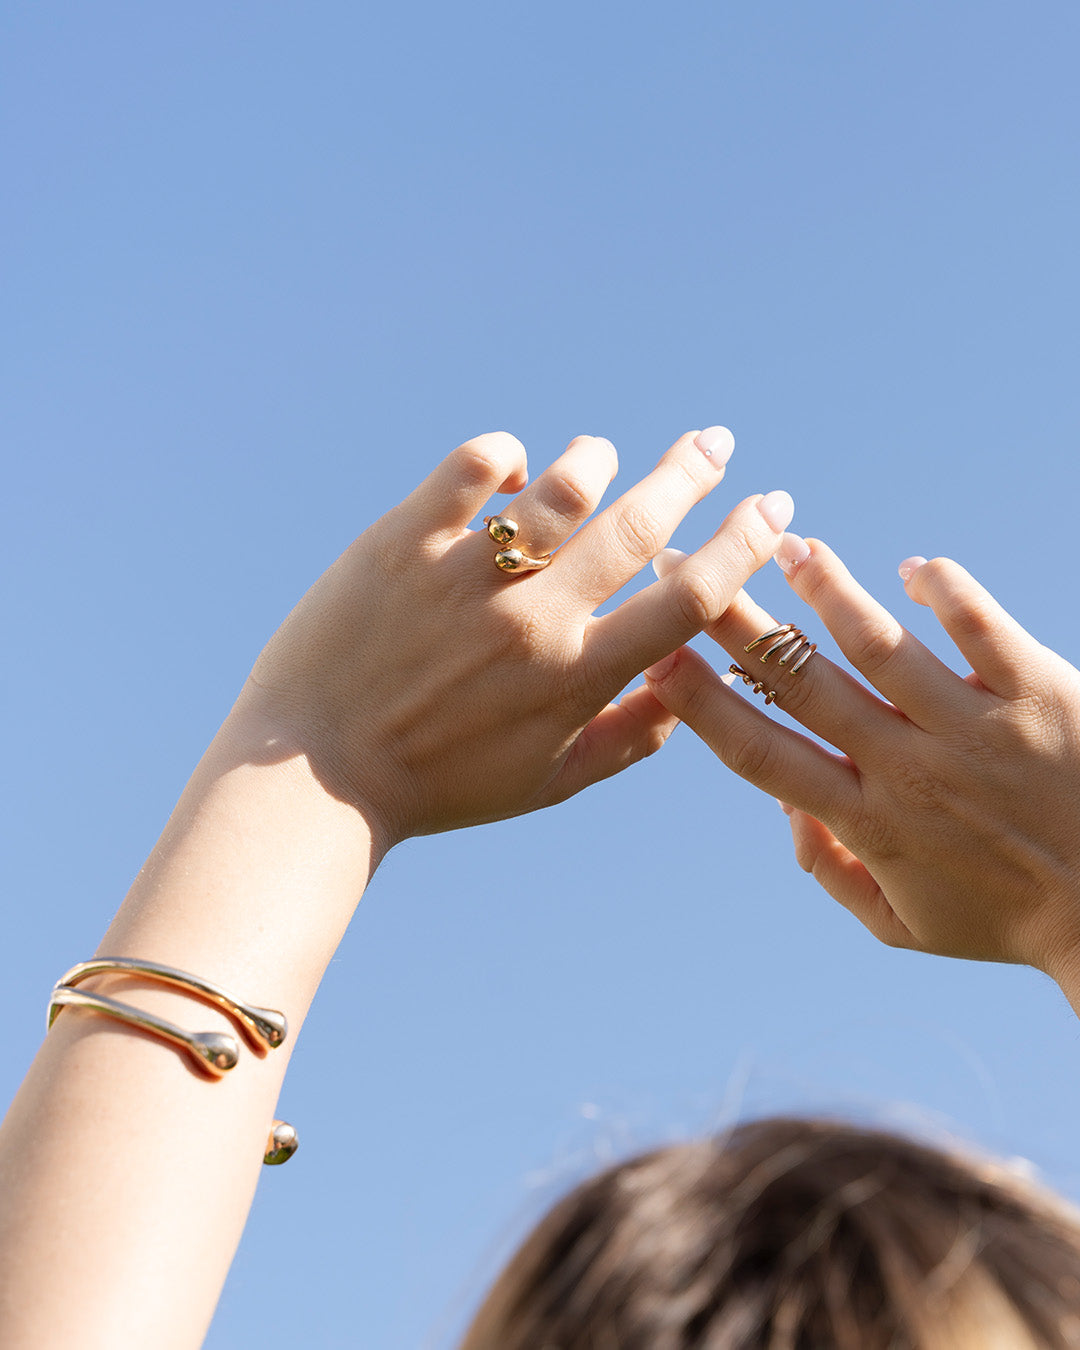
[219,682,404,862]
[97,703,385,1028]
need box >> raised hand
[234,429,794,848]
[646,539,1080,994]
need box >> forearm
[0,705,379,1348]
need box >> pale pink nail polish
[694,426,735,466]
[898,555,928,583]
[652,547,688,580]
[757,490,795,533]
[775,532,811,576]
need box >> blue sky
[5,2,1080,1345]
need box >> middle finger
[553,427,735,607]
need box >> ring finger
[653,550,900,763]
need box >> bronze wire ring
[48,957,298,1165]
[729,623,817,706]
[484,515,552,574]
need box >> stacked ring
[730,624,817,705]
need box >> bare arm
[0,429,791,1347]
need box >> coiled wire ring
[729,623,817,705]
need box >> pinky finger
[901,556,1040,699]
[785,808,916,950]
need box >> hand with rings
[646,536,1080,999]
[239,428,795,848]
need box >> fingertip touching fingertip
[757,490,795,533]
[652,546,689,580]
[693,426,735,467]
[898,556,928,584]
[774,532,811,576]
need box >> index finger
[551,427,735,606]
[585,492,793,682]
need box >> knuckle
[452,440,507,488]
[668,451,709,499]
[612,501,665,563]
[670,569,724,630]
[727,729,782,785]
[713,519,765,580]
[940,596,997,646]
[849,618,903,677]
[545,470,594,519]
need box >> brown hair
[461,1117,1080,1349]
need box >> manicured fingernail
[757,490,795,533]
[722,671,737,686]
[898,555,928,583]
[593,436,617,455]
[645,651,678,682]
[777,799,794,815]
[694,426,735,466]
[775,532,811,576]
[652,546,688,580]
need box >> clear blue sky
[5,2,1080,1345]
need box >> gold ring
[730,624,817,704]
[728,665,781,705]
[484,516,552,574]
[744,623,817,675]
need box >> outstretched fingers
[901,556,1043,699]
[554,428,737,607]
[588,492,795,681]
[779,537,977,730]
[783,809,917,949]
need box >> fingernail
[775,532,811,576]
[898,555,928,583]
[777,799,794,815]
[722,671,737,686]
[694,426,735,466]
[757,490,795,533]
[645,651,678,682]
[593,436,617,455]
[652,546,688,580]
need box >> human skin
[0,428,793,1348]
[646,537,1080,1014]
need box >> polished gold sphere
[264,1119,299,1165]
[485,515,518,546]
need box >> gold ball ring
[484,516,552,574]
